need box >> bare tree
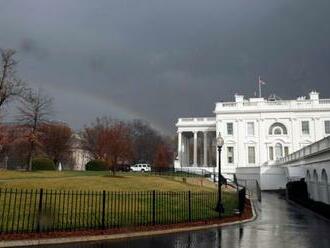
[81,117,113,159]
[0,49,25,112]
[17,89,53,170]
[81,117,134,174]
[103,121,133,174]
[128,120,163,164]
[153,143,172,168]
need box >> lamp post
[215,132,224,215]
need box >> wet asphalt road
[27,192,330,248]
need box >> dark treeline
[82,117,174,173]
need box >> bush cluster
[32,157,56,171]
[85,159,108,171]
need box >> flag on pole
[258,76,266,98]
[259,76,266,85]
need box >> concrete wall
[236,166,287,190]
[236,167,260,183]
[276,136,330,205]
[260,167,287,190]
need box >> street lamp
[215,132,224,215]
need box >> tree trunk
[27,141,34,171]
[111,157,117,176]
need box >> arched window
[306,170,311,182]
[275,143,283,159]
[321,169,329,204]
[269,122,288,135]
[321,169,328,183]
[313,170,319,202]
[274,127,282,135]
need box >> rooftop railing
[216,98,330,110]
[178,117,216,123]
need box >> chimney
[309,91,319,102]
[234,94,244,103]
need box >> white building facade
[176,91,330,176]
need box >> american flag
[259,76,266,85]
[258,76,266,98]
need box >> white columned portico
[193,131,198,166]
[176,118,216,169]
[203,131,208,166]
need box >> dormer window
[269,122,288,135]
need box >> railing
[216,98,330,110]
[0,187,242,234]
[275,135,330,165]
[237,178,262,202]
[178,117,216,123]
[243,102,258,106]
[222,102,237,107]
[320,99,330,104]
[150,167,213,178]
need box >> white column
[203,131,208,167]
[193,131,198,167]
[182,135,186,166]
[313,118,317,141]
[184,135,189,166]
[178,132,182,167]
[290,118,295,152]
[186,136,190,166]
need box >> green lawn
[0,170,217,192]
[0,170,239,233]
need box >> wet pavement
[26,192,330,248]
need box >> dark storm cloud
[0,0,330,134]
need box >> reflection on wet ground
[26,192,330,248]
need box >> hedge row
[85,159,108,171]
[32,157,56,171]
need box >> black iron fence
[0,188,246,234]
[237,178,262,202]
[150,167,213,178]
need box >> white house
[176,91,330,176]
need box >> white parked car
[130,163,151,172]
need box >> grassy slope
[0,171,239,232]
[0,171,217,192]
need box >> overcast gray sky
[0,0,329,134]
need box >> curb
[0,200,257,247]
[286,199,330,222]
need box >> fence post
[152,190,156,225]
[37,188,44,233]
[256,181,262,202]
[234,175,240,213]
[102,190,106,229]
[188,191,191,222]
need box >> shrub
[32,157,56,171]
[85,159,108,171]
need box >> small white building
[70,133,91,171]
[176,91,330,176]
